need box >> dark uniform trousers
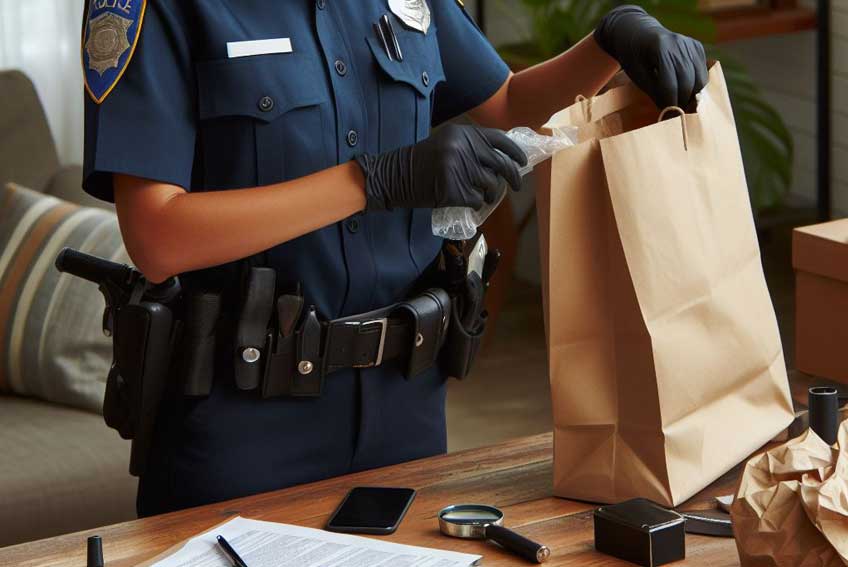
[82,0,509,516]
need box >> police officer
[81,1,707,517]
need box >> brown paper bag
[731,421,848,566]
[536,62,794,506]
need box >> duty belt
[55,244,490,477]
[258,288,453,398]
[179,275,459,399]
[177,238,492,399]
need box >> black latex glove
[594,5,708,109]
[355,124,527,212]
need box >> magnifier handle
[486,524,550,563]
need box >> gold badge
[388,0,431,34]
[85,12,133,76]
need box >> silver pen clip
[381,14,403,62]
[374,21,394,62]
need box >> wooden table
[0,433,751,567]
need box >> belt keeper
[292,306,324,396]
[234,267,276,390]
[261,333,299,398]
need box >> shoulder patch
[82,0,147,104]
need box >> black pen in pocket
[381,14,403,61]
[373,21,394,61]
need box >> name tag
[227,38,293,59]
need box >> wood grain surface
[0,433,752,567]
[0,373,822,566]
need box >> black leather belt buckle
[323,308,394,375]
[348,318,388,368]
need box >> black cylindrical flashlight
[809,386,839,446]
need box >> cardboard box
[793,220,848,383]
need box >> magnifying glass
[438,504,551,563]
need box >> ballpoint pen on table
[217,535,249,567]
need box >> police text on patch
[90,0,133,15]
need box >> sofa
[0,70,136,548]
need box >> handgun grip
[55,248,132,287]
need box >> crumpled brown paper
[731,420,848,566]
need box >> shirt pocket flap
[197,53,327,123]
[366,25,445,98]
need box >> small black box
[594,498,685,566]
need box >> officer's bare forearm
[114,163,366,283]
[469,35,619,131]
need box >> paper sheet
[148,516,481,567]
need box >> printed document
[148,516,481,567]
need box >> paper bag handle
[575,94,592,122]
[658,106,689,151]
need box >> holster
[436,241,493,380]
[440,306,486,380]
[54,248,183,478]
[103,285,180,476]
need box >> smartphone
[326,487,416,535]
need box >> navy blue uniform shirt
[82,0,509,516]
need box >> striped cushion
[0,183,128,413]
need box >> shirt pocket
[365,21,446,150]
[196,52,332,189]
[366,23,447,275]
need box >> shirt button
[346,129,359,147]
[316,0,325,9]
[422,71,430,87]
[346,218,360,233]
[258,96,275,112]
[334,59,347,76]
